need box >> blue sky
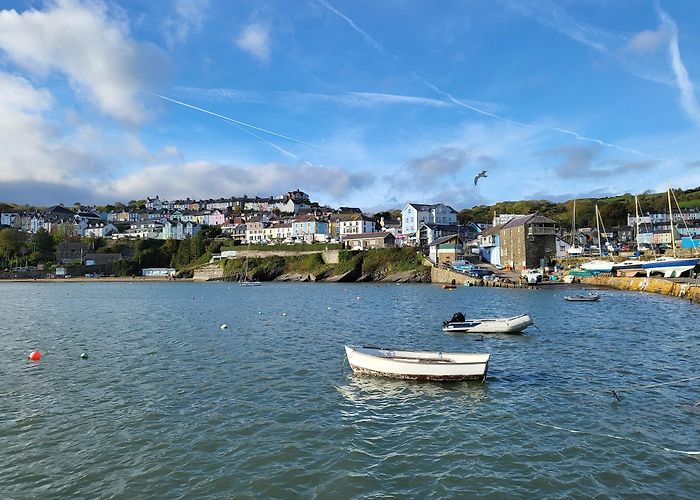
[0,0,699,210]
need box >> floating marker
[220,324,228,330]
[28,351,41,361]
[80,352,88,359]
[356,296,361,300]
[282,312,287,316]
[258,311,262,315]
[328,306,332,310]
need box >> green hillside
[457,186,700,229]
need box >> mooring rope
[533,422,700,457]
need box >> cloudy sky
[0,0,699,210]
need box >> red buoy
[28,351,41,361]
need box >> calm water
[0,282,698,498]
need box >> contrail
[316,0,396,58]
[153,93,320,149]
[318,0,667,163]
[232,120,315,166]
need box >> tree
[0,228,23,259]
[31,229,55,260]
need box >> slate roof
[342,232,393,240]
[500,214,556,230]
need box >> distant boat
[344,345,490,382]
[564,293,600,302]
[637,186,699,278]
[442,313,533,334]
[239,241,262,286]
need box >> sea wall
[430,267,534,288]
[582,276,700,303]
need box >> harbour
[1,282,698,497]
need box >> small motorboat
[564,293,600,302]
[344,345,489,382]
[442,284,457,290]
[442,312,533,334]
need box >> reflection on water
[0,282,698,497]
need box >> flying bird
[474,170,488,185]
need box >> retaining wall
[582,276,700,303]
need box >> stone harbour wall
[582,276,700,304]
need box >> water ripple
[0,282,698,497]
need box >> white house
[401,203,457,242]
[161,220,200,240]
[84,222,118,238]
[333,213,376,239]
[1,212,18,227]
[476,225,501,266]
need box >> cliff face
[209,248,432,283]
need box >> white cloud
[107,161,374,202]
[0,0,169,124]
[162,0,209,47]
[657,8,700,127]
[235,22,271,63]
[625,29,667,55]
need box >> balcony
[527,225,557,236]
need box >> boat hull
[641,258,699,278]
[564,295,600,302]
[442,314,533,334]
[345,346,489,382]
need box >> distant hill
[458,186,700,229]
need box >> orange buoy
[28,351,41,361]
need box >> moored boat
[641,257,699,278]
[442,313,533,333]
[580,259,614,273]
[344,345,489,382]
[564,293,600,302]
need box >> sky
[0,0,699,211]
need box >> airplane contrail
[153,93,320,149]
[318,0,668,163]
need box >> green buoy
[80,352,88,359]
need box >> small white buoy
[282,312,287,316]
[220,324,228,330]
[356,296,360,300]
[328,306,332,310]
[258,311,262,315]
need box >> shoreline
[0,276,191,283]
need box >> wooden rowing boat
[344,345,489,382]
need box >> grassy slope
[220,247,428,281]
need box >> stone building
[499,214,557,271]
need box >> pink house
[208,209,226,226]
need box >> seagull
[474,170,488,186]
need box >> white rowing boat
[344,345,489,382]
[442,314,533,334]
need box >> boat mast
[667,185,677,258]
[595,204,602,257]
[634,194,640,251]
[572,200,576,247]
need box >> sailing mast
[667,185,677,258]
[571,200,576,247]
[634,194,641,252]
[595,204,602,257]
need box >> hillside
[457,186,700,229]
